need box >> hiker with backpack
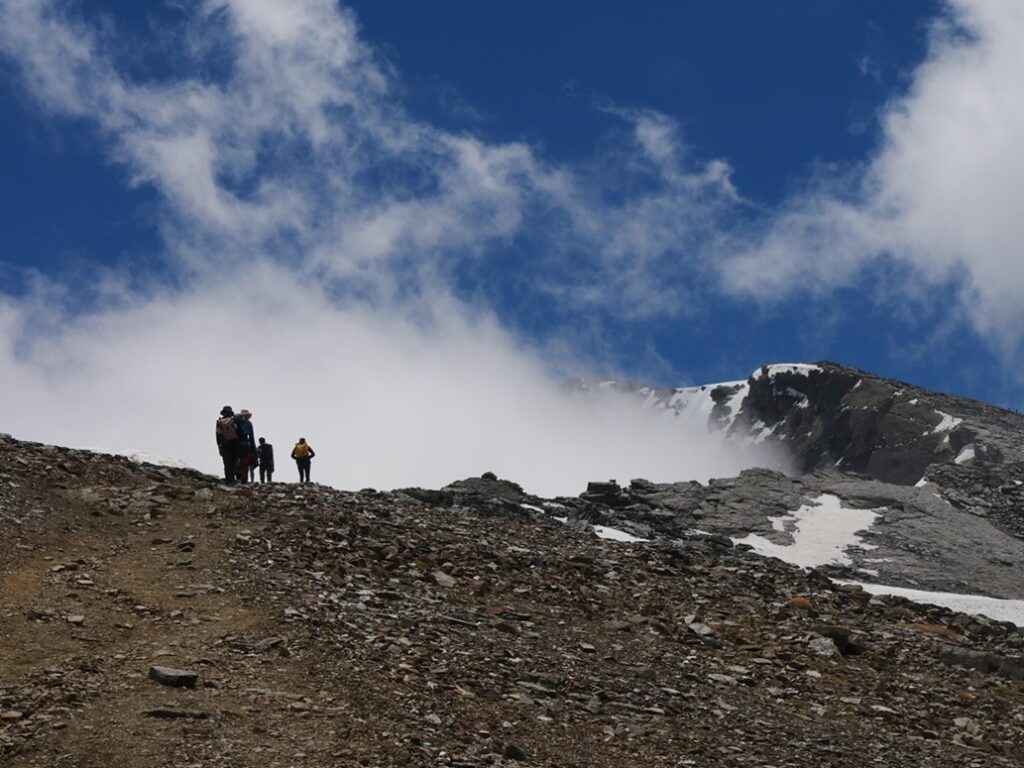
[291,438,315,483]
[215,406,240,483]
[257,437,275,483]
[235,409,257,484]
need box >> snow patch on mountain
[955,444,976,464]
[88,449,192,469]
[594,525,649,543]
[844,583,1024,627]
[751,363,822,380]
[930,411,963,434]
[730,494,879,569]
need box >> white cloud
[0,0,741,310]
[0,268,774,496]
[0,0,776,494]
[722,0,1024,354]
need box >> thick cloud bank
[0,270,774,496]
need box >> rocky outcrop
[577,362,1024,488]
[735,362,1020,485]
[417,466,1024,600]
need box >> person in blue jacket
[235,409,257,483]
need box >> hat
[239,409,252,418]
[220,406,233,416]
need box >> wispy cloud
[0,0,739,309]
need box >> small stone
[0,711,24,721]
[604,620,633,632]
[687,621,715,637]
[254,636,284,652]
[579,642,596,653]
[433,570,456,588]
[66,614,85,625]
[503,744,528,761]
[954,717,982,735]
[814,624,864,656]
[808,636,840,658]
[636,666,657,682]
[148,665,198,688]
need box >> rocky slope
[1,434,1023,767]
[570,363,1024,598]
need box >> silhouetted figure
[215,406,239,483]
[235,409,256,484]
[291,438,315,483]
[257,437,275,483]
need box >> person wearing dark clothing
[236,409,257,484]
[215,406,240,483]
[257,438,275,483]
[291,438,315,483]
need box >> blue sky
[0,0,1022,490]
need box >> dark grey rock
[143,708,209,719]
[503,744,528,761]
[148,665,198,688]
[937,645,1024,680]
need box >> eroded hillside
[1,435,1023,767]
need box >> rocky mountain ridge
[568,362,1024,599]
[575,361,1024,486]
[1,432,1023,766]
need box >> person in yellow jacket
[291,437,315,483]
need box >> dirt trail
[0,463,314,767]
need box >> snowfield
[841,583,1024,627]
[729,494,879,569]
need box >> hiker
[235,409,257,484]
[215,406,240,483]
[291,437,315,483]
[257,437,275,483]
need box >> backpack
[217,416,239,442]
[293,443,311,459]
